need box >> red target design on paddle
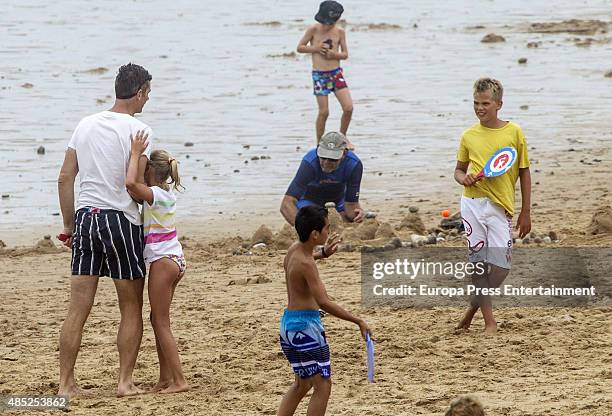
[477,147,518,178]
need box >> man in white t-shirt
[57,63,153,398]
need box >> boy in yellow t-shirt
[454,77,532,334]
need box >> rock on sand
[481,33,506,43]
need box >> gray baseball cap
[317,132,347,159]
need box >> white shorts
[460,196,513,269]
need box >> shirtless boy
[277,206,370,415]
[297,1,354,148]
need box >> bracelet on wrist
[321,246,329,258]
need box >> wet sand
[3,128,611,248]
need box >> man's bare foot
[159,382,190,394]
[117,383,145,398]
[149,380,172,393]
[58,385,93,399]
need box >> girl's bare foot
[484,324,497,335]
[456,318,471,330]
[149,380,172,393]
[159,382,190,394]
[456,305,478,330]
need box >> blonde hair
[148,150,183,191]
[445,396,485,416]
[473,77,503,102]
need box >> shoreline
[2,194,611,250]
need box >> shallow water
[1,0,611,233]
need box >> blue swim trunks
[280,309,331,379]
[312,67,348,96]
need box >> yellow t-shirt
[457,121,530,215]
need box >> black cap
[315,1,344,25]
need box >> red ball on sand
[441,210,450,218]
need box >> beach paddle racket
[366,333,374,383]
[476,146,517,179]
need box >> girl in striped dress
[126,130,189,394]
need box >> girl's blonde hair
[148,150,183,191]
[445,396,485,416]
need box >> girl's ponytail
[169,158,183,191]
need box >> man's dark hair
[295,206,328,242]
[115,63,152,99]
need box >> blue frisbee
[366,333,374,383]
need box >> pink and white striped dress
[143,186,183,263]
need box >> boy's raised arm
[303,261,371,339]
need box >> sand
[1,220,611,416]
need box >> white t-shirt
[68,111,152,225]
[143,186,183,263]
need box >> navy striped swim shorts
[71,207,146,280]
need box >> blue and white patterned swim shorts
[279,309,331,379]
